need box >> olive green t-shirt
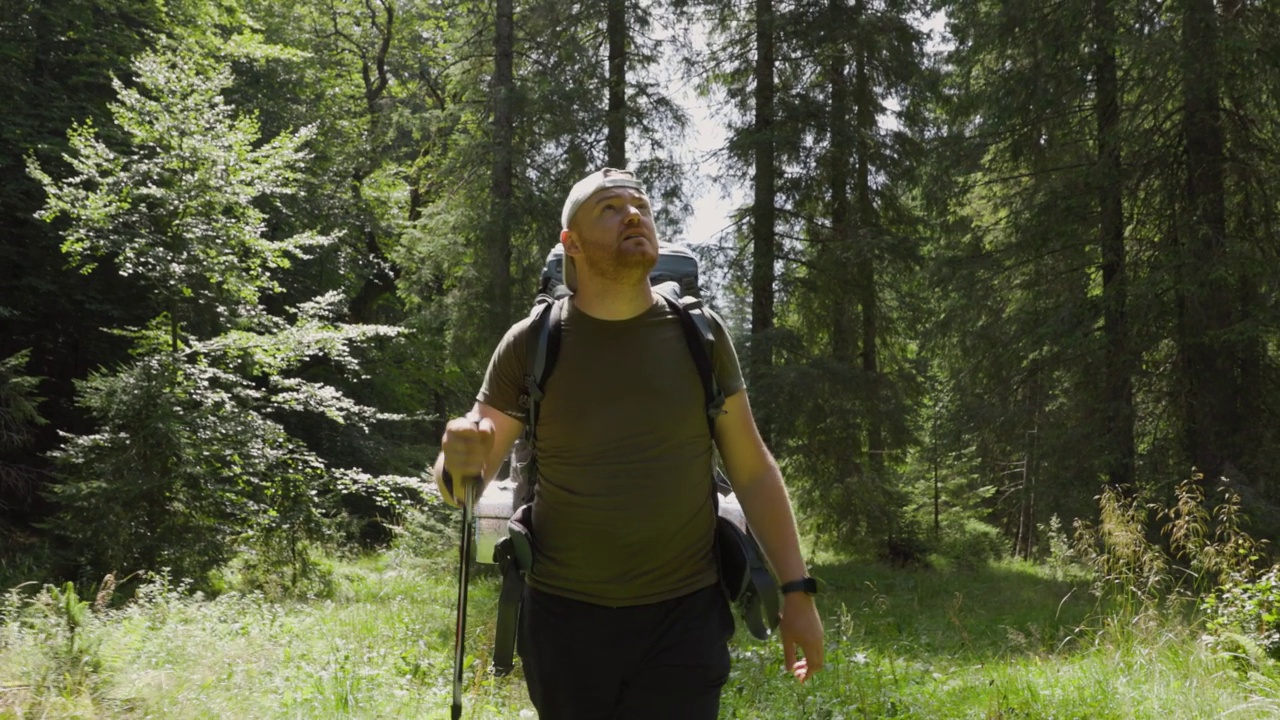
[478,294,746,606]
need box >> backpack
[476,242,780,676]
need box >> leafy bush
[938,517,1008,569]
[388,498,458,559]
[1202,566,1280,661]
[220,538,338,601]
[879,532,932,568]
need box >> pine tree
[699,0,930,543]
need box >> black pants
[518,583,734,720]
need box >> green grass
[2,550,1277,719]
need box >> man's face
[565,187,659,287]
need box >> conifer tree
[698,0,930,542]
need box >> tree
[928,0,1112,550]
[698,0,929,544]
[607,0,628,167]
[929,0,1280,545]
[234,0,489,461]
[0,0,170,527]
[1092,0,1135,491]
[489,0,517,343]
[749,0,778,442]
[30,45,403,583]
[0,350,45,539]
[1176,0,1235,480]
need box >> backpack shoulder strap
[653,282,727,439]
[515,295,566,502]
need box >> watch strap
[779,577,818,595]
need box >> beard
[576,236,658,287]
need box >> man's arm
[714,389,824,680]
[434,401,525,507]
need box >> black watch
[779,576,818,596]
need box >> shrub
[879,533,932,568]
[938,517,1008,569]
[1202,566,1280,662]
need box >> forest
[2,0,1280,593]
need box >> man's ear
[560,228,581,256]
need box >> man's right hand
[437,413,496,507]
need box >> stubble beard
[578,238,658,287]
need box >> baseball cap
[560,167,647,229]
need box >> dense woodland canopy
[2,0,1279,585]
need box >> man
[434,168,823,719]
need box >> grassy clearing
[720,558,1278,719]
[2,546,1277,719]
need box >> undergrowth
[1,481,1278,718]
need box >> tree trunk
[488,0,516,338]
[853,0,883,477]
[1178,0,1235,479]
[1093,0,1134,491]
[1218,0,1263,485]
[828,1,853,367]
[750,0,776,443]
[606,0,627,167]
[827,0,858,484]
[340,0,400,324]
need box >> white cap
[560,167,646,229]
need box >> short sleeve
[706,308,746,397]
[477,317,533,420]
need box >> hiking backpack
[472,242,780,676]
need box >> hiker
[433,168,824,719]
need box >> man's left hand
[779,592,824,682]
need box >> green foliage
[1070,486,1170,616]
[1057,473,1280,676]
[1,579,105,704]
[28,43,326,336]
[44,302,410,584]
[936,517,1008,569]
[0,350,44,446]
[45,581,98,678]
[695,0,933,546]
[49,353,317,583]
[221,537,338,602]
[1158,473,1280,665]
[0,350,45,519]
[1202,567,1280,663]
[31,43,411,588]
[386,499,458,559]
[5,544,1275,718]
[1038,514,1091,583]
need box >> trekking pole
[451,478,476,720]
